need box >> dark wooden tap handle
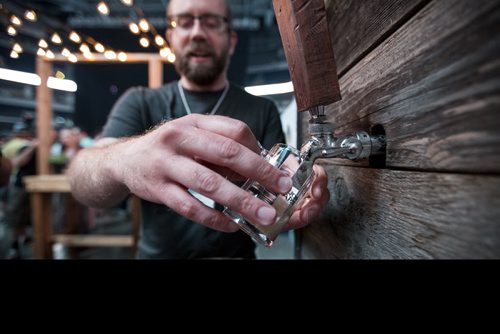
[273,0,341,112]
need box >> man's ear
[229,30,238,56]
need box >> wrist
[102,138,132,194]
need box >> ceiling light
[0,68,77,92]
[245,81,294,96]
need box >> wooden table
[23,174,138,259]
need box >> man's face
[167,0,236,86]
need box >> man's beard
[175,40,229,86]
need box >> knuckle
[176,199,196,219]
[231,120,249,139]
[234,192,255,214]
[196,172,221,194]
[202,213,221,229]
[161,122,183,141]
[218,140,240,160]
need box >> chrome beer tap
[299,105,386,165]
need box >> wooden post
[148,58,163,88]
[35,58,52,175]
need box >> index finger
[180,114,263,154]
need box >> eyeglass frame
[167,13,231,34]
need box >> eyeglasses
[168,14,229,34]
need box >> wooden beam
[35,58,52,175]
[52,235,134,247]
[23,174,71,192]
[148,58,163,88]
[273,0,341,112]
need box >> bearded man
[67,0,329,259]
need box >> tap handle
[273,0,341,112]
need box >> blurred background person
[1,113,38,259]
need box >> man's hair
[167,0,233,30]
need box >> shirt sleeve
[102,87,147,138]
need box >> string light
[38,39,49,48]
[24,10,37,21]
[160,47,171,58]
[138,18,149,32]
[10,15,22,26]
[79,44,91,54]
[51,32,62,44]
[139,37,150,48]
[1,2,174,64]
[129,22,140,34]
[117,52,128,62]
[155,35,165,47]
[97,2,110,16]
[7,26,17,36]
[68,54,78,63]
[45,50,55,59]
[104,50,117,60]
[94,42,105,53]
[12,43,23,53]
[61,48,71,57]
[69,31,81,43]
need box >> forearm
[66,138,131,207]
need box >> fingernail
[313,184,323,198]
[257,206,276,225]
[278,176,293,193]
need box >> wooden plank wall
[298,0,500,258]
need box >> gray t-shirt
[103,81,286,259]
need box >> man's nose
[189,18,208,39]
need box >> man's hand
[69,114,329,233]
[286,165,330,230]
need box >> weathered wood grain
[301,165,500,259]
[308,0,500,173]
[273,0,341,112]
[325,0,430,76]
